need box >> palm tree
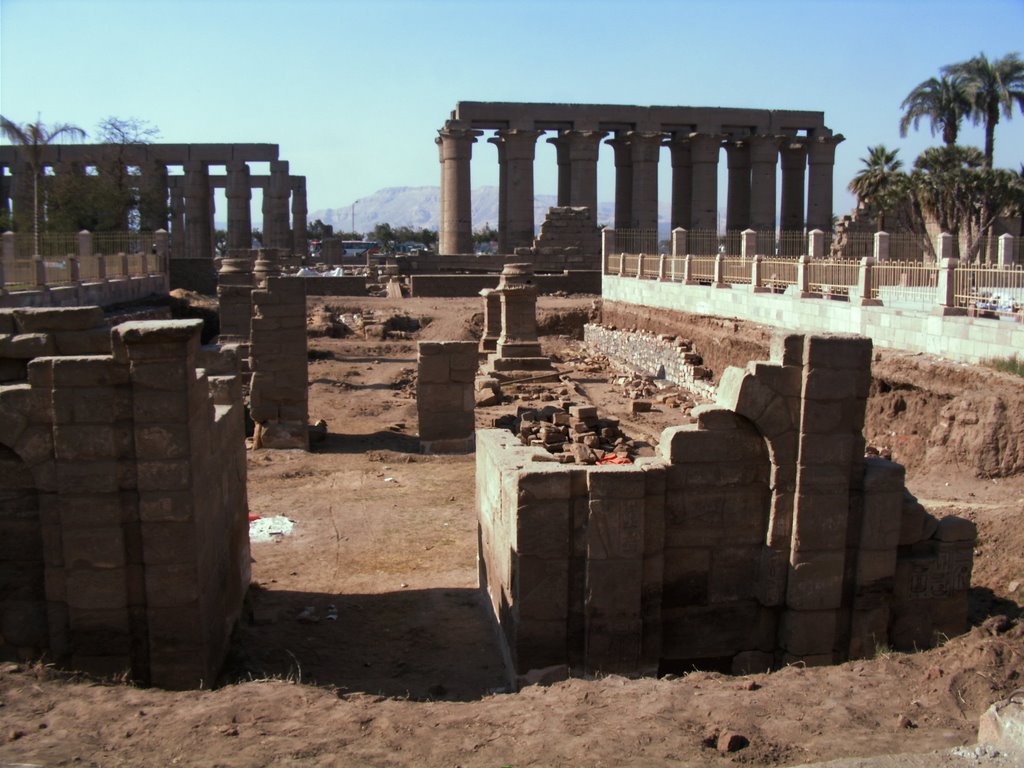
[0,115,86,254]
[944,52,1024,168]
[899,74,970,146]
[848,145,908,231]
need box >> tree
[944,52,1024,168]
[0,114,86,253]
[847,145,908,231]
[899,74,971,146]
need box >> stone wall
[603,274,1024,365]
[0,308,249,688]
[301,276,369,297]
[514,207,602,271]
[477,332,975,684]
[409,271,601,298]
[582,324,717,400]
[0,274,170,310]
[417,341,476,453]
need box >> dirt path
[1,296,1021,768]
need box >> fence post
[997,233,1014,268]
[797,253,812,298]
[741,229,756,259]
[120,252,130,278]
[617,252,626,277]
[658,253,667,281]
[853,256,880,306]
[78,230,93,259]
[751,254,769,293]
[873,231,889,262]
[683,254,695,285]
[672,227,688,258]
[714,253,727,288]
[2,231,14,261]
[935,232,962,315]
[155,229,169,272]
[96,253,107,283]
[808,229,825,260]
[69,255,81,286]
[32,255,47,290]
[601,227,616,275]
[636,254,645,279]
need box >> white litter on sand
[250,515,295,543]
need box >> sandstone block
[786,550,845,610]
[780,608,837,656]
[14,306,104,333]
[934,515,977,542]
[65,567,128,611]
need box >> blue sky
[2,0,1023,223]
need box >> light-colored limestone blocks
[417,340,476,454]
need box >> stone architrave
[437,125,483,255]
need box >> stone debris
[513,402,636,464]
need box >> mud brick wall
[0,314,249,689]
[417,341,476,454]
[249,277,308,449]
[583,324,717,400]
[478,332,977,684]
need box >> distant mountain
[310,186,675,237]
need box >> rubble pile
[513,403,638,464]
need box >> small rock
[895,714,915,729]
[717,731,749,752]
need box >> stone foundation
[477,332,975,683]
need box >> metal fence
[870,260,938,306]
[806,258,859,297]
[953,263,1024,318]
[615,229,661,256]
[721,256,754,285]
[93,231,154,255]
[760,257,799,291]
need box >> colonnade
[0,143,307,260]
[437,102,843,256]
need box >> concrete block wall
[249,276,308,449]
[603,276,1024,365]
[417,341,476,453]
[0,311,249,688]
[477,332,976,683]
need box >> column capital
[563,129,608,161]
[436,127,484,161]
[724,140,751,168]
[780,140,808,169]
[748,134,785,164]
[807,134,845,164]
[627,131,664,163]
[605,135,633,166]
[493,128,542,161]
[688,133,725,162]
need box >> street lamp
[351,199,358,235]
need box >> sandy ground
[1,296,1022,768]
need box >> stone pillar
[997,233,1015,268]
[566,130,607,217]
[78,230,93,259]
[292,177,308,256]
[547,133,571,206]
[749,135,782,232]
[873,231,890,262]
[780,141,808,233]
[808,229,826,260]
[154,229,169,276]
[671,227,688,257]
[2,231,14,260]
[496,129,541,251]
[479,288,502,353]
[689,133,723,231]
[138,161,169,232]
[741,228,757,259]
[628,131,663,231]
[724,141,752,232]
[853,256,881,306]
[437,125,483,255]
[183,161,212,261]
[601,227,616,274]
[806,133,844,233]
[606,134,633,230]
[487,136,509,253]
[217,253,256,340]
[225,160,252,250]
[484,263,552,376]
[666,134,693,230]
[417,341,477,454]
[170,183,186,261]
[264,160,291,250]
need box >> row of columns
[437,125,843,256]
[2,159,307,261]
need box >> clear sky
[2,0,1022,225]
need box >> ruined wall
[409,271,601,298]
[0,308,249,688]
[417,341,476,454]
[477,332,976,683]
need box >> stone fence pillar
[997,233,1015,268]
[31,255,46,289]
[713,253,726,287]
[601,227,616,275]
[95,253,107,282]
[658,253,667,281]
[683,254,696,285]
[751,254,768,293]
[741,228,756,259]
[873,231,889,262]
[77,230,93,259]
[1,231,14,260]
[671,227,688,258]
[854,256,880,306]
[936,255,960,313]
[68,255,81,286]
[937,232,955,262]
[154,229,169,273]
[797,254,811,297]
[808,229,825,260]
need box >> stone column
[566,130,607,217]
[437,125,482,255]
[547,133,571,206]
[292,177,308,256]
[665,134,693,230]
[689,133,723,231]
[225,160,252,250]
[780,141,808,233]
[749,135,782,232]
[169,182,185,261]
[264,160,291,249]
[138,161,169,232]
[606,134,633,230]
[217,253,255,340]
[487,136,509,253]
[628,131,663,231]
[183,160,212,260]
[724,140,752,232]
[496,129,541,251]
[806,133,844,233]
